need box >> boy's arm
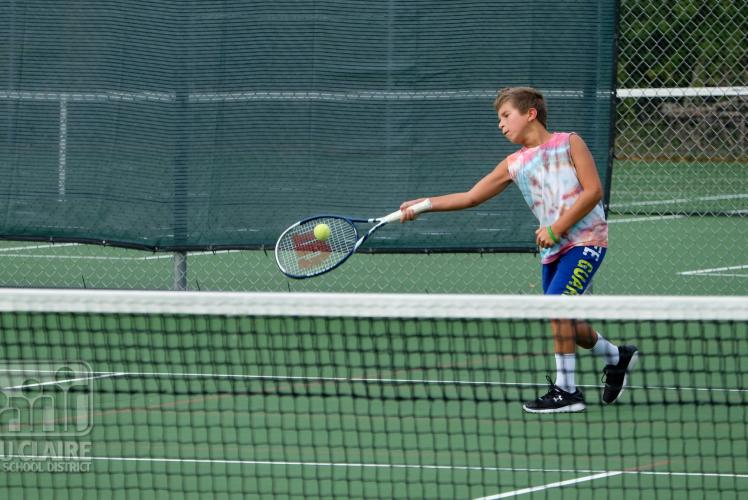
[400,159,512,221]
[536,133,603,247]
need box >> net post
[173,251,187,291]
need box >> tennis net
[0,289,746,498]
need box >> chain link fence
[0,0,745,294]
[603,0,747,295]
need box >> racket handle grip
[381,198,432,224]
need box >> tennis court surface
[0,289,745,498]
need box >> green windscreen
[0,1,617,251]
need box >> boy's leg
[547,318,602,391]
[544,247,606,396]
[564,320,638,404]
[544,246,638,405]
[523,249,597,413]
[549,319,578,393]
[601,345,639,404]
[522,331,585,413]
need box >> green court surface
[0,157,745,497]
[0,312,746,498]
[0,212,745,295]
[609,160,747,216]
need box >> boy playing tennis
[399,87,638,413]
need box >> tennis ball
[314,223,331,241]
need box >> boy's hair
[494,87,547,128]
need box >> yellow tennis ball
[314,223,331,241]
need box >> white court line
[684,273,748,278]
[679,264,748,276]
[0,243,79,253]
[0,249,241,261]
[3,372,124,391]
[169,250,242,259]
[611,193,748,209]
[698,194,748,202]
[3,454,748,481]
[609,215,686,224]
[474,471,623,499]
[0,254,165,261]
[0,367,743,394]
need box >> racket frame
[274,199,431,279]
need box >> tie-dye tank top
[507,132,608,263]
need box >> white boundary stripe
[0,367,744,394]
[0,289,745,321]
[610,193,748,209]
[187,89,609,102]
[608,215,686,224]
[0,254,169,261]
[4,88,743,103]
[191,89,497,102]
[6,87,746,104]
[0,90,175,102]
[4,455,748,480]
[0,248,240,261]
[474,471,623,499]
[685,273,748,278]
[3,372,123,391]
[0,243,79,253]
[679,264,748,276]
[5,87,744,104]
[0,89,608,104]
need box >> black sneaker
[602,345,639,404]
[523,376,586,413]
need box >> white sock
[555,353,576,393]
[590,333,620,365]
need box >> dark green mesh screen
[0,1,617,251]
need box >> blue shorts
[542,246,606,295]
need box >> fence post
[173,252,187,291]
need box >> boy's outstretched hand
[399,198,429,222]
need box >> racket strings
[276,217,357,276]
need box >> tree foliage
[618,0,747,87]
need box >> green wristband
[546,225,560,244]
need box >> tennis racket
[275,199,432,279]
